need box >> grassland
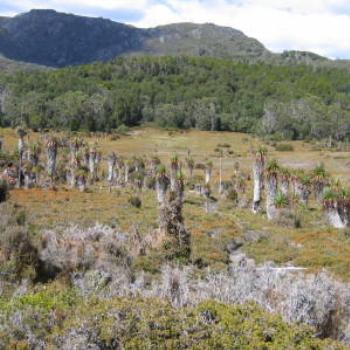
[2,127,350,279]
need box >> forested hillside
[1,56,350,140]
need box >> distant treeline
[0,56,350,140]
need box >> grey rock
[243,230,268,243]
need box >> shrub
[275,143,294,152]
[144,176,156,190]
[0,203,38,280]
[129,196,142,208]
[0,180,9,202]
[116,124,130,135]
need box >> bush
[129,196,142,208]
[116,124,130,135]
[0,180,9,202]
[0,203,38,280]
[275,143,294,152]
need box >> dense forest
[1,56,350,140]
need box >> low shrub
[275,143,294,152]
[0,180,9,203]
[129,196,142,208]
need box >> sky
[0,0,350,59]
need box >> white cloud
[1,0,350,58]
[129,0,350,59]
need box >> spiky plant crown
[22,161,33,173]
[32,165,44,175]
[256,146,267,162]
[170,155,179,168]
[108,152,117,161]
[89,146,97,154]
[46,136,58,151]
[156,164,167,176]
[292,170,310,185]
[76,165,89,177]
[312,163,328,184]
[274,190,289,208]
[266,159,279,176]
[254,151,265,165]
[176,170,185,182]
[203,183,211,197]
[279,167,291,181]
[206,161,213,170]
[30,143,42,155]
[150,156,161,166]
[323,184,350,209]
[16,128,27,138]
[186,156,195,168]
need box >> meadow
[2,126,350,280]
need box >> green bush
[0,180,9,203]
[275,143,294,152]
[129,196,142,208]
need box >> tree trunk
[252,156,264,213]
[266,173,278,220]
[281,179,289,197]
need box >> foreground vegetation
[1,56,350,140]
[1,126,350,347]
[1,283,346,349]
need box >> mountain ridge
[0,9,347,69]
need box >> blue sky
[0,0,350,59]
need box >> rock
[226,238,244,253]
[207,228,223,238]
[243,230,268,243]
[201,310,216,324]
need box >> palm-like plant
[252,149,266,213]
[46,136,58,183]
[279,167,291,197]
[156,164,170,206]
[323,184,350,228]
[274,190,289,208]
[170,155,179,191]
[266,159,279,220]
[311,163,329,202]
[204,161,213,185]
[186,156,195,179]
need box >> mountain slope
[0,9,347,69]
[0,9,273,67]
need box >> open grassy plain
[1,126,350,280]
